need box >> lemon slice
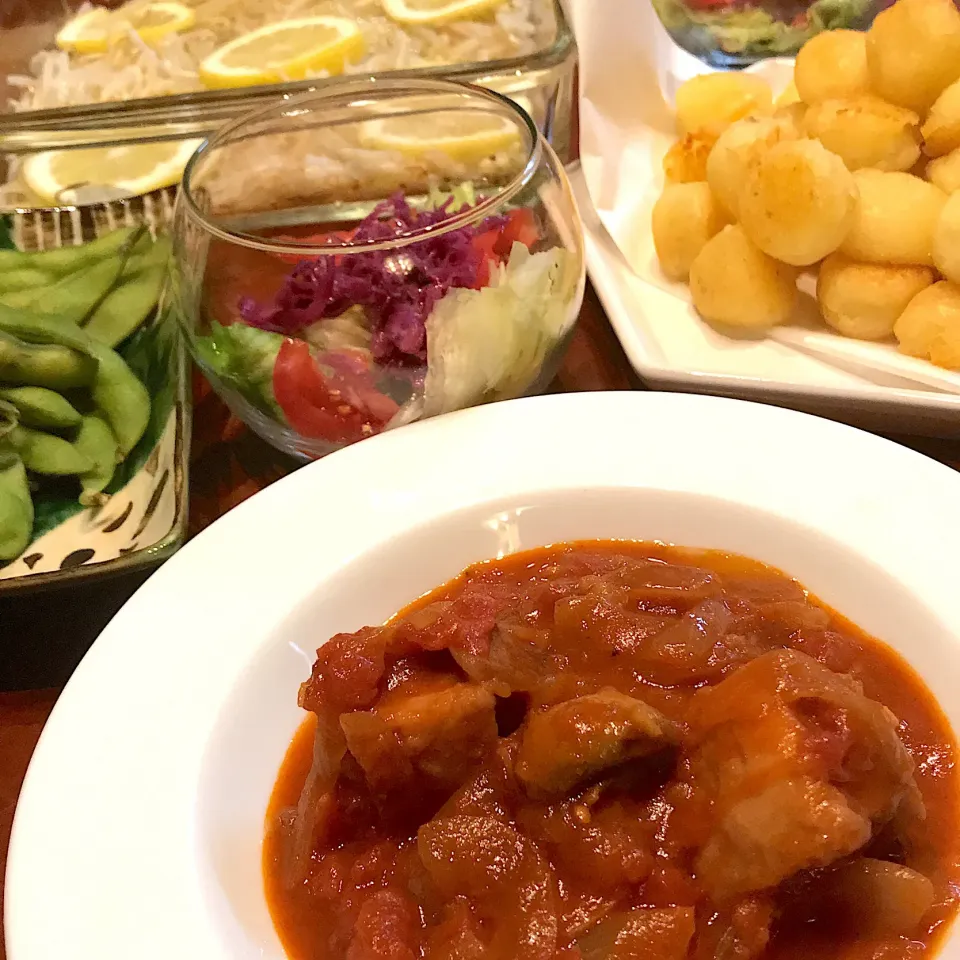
[361,111,521,163]
[56,2,196,54]
[22,139,203,204]
[199,17,366,89]
[381,0,507,25]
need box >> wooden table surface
[0,285,958,957]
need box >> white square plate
[572,168,960,438]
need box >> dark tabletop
[1,285,958,958]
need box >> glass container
[170,78,585,460]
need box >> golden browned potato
[652,182,727,281]
[894,280,960,368]
[689,224,798,329]
[932,323,960,367]
[926,147,960,192]
[840,170,946,265]
[738,138,858,266]
[794,30,871,104]
[932,191,960,283]
[817,253,934,340]
[675,73,773,137]
[662,132,717,184]
[706,115,799,218]
[803,97,920,172]
[921,78,960,157]
[866,0,960,113]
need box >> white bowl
[6,391,960,960]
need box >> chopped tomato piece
[471,208,540,288]
[272,339,397,445]
[471,230,500,288]
[496,207,539,257]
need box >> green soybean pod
[0,225,142,276]
[90,343,151,459]
[0,267,54,295]
[0,386,82,431]
[84,237,170,346]
[75,414,119,507]
[0,398,18,439]
[0,302,101,355]
[0,226,146,321]
[0,307,149,456]
[8,425,93,475]
[0,447,33,562]
[0,330,98,391]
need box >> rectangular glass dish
[0,0,576,162]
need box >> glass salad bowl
[169,78,584,459]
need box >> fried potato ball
[794,30,871,104]
[675,73,773,137]
[803,97,920,172]
[817,253,933,340]
[706,115,799,218]
[866,0,960,113]
[894,280,960,368]
[738,138,858,266]
[652,182,728,282]
[926,147,960,193]
[689,224,798,329]
[932,191,960,284]
[663,132,717,184]
[921,78,960,157]
[840,170,946,265]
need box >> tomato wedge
[470,208,541,288]
[496,207,539,257]
[272,339,397,445]
[471,230,500,289]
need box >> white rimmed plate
[5,391,960,959]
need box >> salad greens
[194,321,285,419]
[194,187,580,450]
[653,0,871,59]
[421,243,579,417]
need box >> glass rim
[179,78,543,257]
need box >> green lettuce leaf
[194,321,285,420]
[421,243,580,417]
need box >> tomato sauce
[264,541,960,960]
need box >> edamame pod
[8,425,93,476]
[0,226,142,276]
[0,448,33,562]
[75,414,118,507]
[90,343,150,458]
[84,236,170,347]
[0,330,98,391]
[0,268,54,295]
[0,399,18,439]
[0,225,147,321]
[0,309,149,455]
[0,386,82,431]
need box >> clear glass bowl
[170,78,585,460]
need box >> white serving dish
[5,391,960,959]
[571,168,960,438]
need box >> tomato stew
[264,541,960,960]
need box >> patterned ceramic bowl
[0,199,188,592]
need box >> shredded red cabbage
[239,193,503,364]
